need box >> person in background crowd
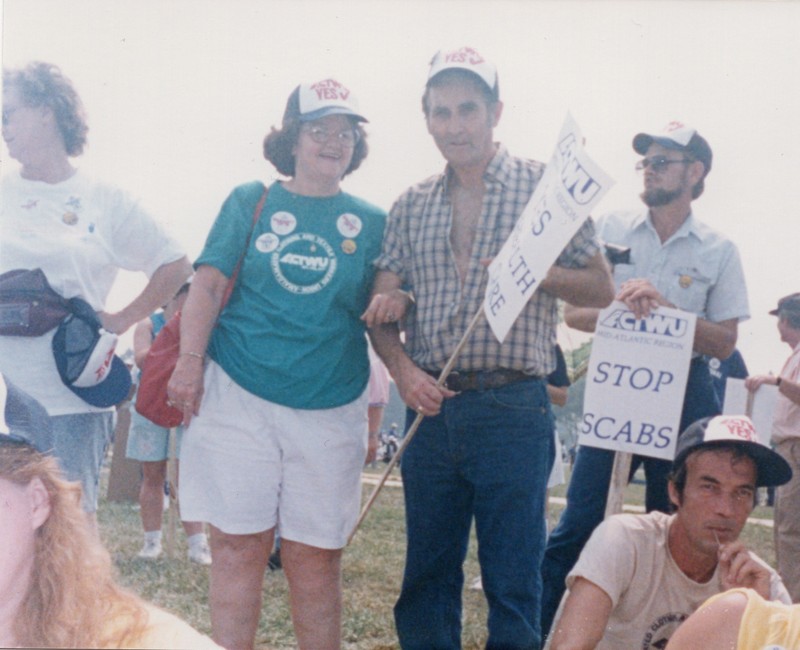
[0,62,192,529]
[707,348,749,407]
[126,281,211,564]
[746,292,800,601]
[0,374,220,649]
[364,46,613,649]
[542,122,749,638]
[546,344,571,495]
[548,415,792,650]
[367,339,390,466]
[167,79,385,650]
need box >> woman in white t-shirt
[0,62,191,527]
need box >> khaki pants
[775,439,800,602]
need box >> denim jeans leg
[681,358,721,432]
[540,444,614,639]
[462,380,554,650]
[395,408,473,650]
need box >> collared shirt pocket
[668,266,712,314]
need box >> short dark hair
[780,309,800,330]
[263,89,368,178]
[3,61,88,156]
[421,68,499,118]
[668,443,757,508]
[684,153,707,200]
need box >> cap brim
[771,305,800,316]
[299,106,368,123]
[66,355,131,408]
[675,439,792,487]
[2,376,53,453]
[633,133,686,155]
[744,442,793,487]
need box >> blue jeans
[51,411,115,513]
[539,357,720,638]
[394,378,554,650]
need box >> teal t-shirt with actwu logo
[196,181,387,410]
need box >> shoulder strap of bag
[221,185,269,308]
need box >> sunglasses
[635,156,692,173]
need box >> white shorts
[180,360,368,549]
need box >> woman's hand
[166,355,205,426]
[97,311,135,336]
[361,289,413,328]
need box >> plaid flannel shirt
[375,145,599,376]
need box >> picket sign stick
[604,451,633,518]
[165,427,178,558]
[348,308,486,544]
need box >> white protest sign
[484,113,614,343]
[580,302,697,461]
[723,378,778,446]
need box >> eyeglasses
[302,125,360,148]
[635,156,692,173]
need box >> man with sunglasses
[541,122,750,640]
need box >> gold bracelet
[180,352,205,361]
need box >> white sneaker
[187,539,212,565]
[137,539,163,560]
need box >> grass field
[98,463,778,649]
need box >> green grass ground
[99,464,777,649]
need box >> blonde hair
[2,444,147,648]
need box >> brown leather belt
[425,368,541,392]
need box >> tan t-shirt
[565,512,789,650]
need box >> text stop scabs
[483,113,614,343]
[581,302,697,461]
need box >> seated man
[548,414,792,650]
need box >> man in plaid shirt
[363,47,613,649]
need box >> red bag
[135,187,268,427]
[135,311,184,427]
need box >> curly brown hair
[263,86,368,178]
[3,61,89,156]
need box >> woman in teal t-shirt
[167,80,387,650]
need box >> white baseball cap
[632,121,713,172]
[674,415,791,487]
[289,78,368,123]
[427,46,498,98]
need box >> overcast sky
[3,0,799,374]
